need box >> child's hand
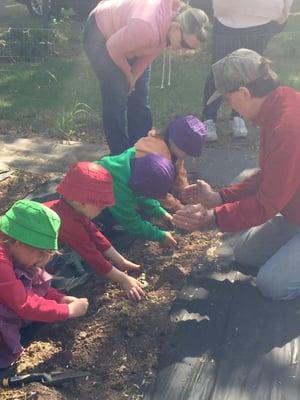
[68,298,89,318]
[60,296,78,304]
[154,212,173,229]
[160,232,177,248]
[104,246,140,271]
[120,275,146,301]
[119,258,140,271]
[161,212,173,224]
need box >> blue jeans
[226,169,300,301]
[83,13,152,155]
[234,215,300,300]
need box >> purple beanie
[130,154,175,199]
[167,115,207,157]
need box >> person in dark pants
[202,0,293,141]
[83,0,209,155]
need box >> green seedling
[139,273,149,289]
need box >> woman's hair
[176,7,210,43]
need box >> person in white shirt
[202,0,294,141]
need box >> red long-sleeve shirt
[0,245,69,322]
[44,199,113,275]
[215,86,300,232]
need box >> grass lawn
[0,1,300,134]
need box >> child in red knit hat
[44,162,145,301]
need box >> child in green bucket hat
[0,199,88,369]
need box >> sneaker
[204,119,218,142]
[231,116,248,138]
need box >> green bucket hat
[207,48,278,105]
[0,199,61,250]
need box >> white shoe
[232,116,248,138]
[204,119,218,142]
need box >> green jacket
[96,147,167,242]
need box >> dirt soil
[0,117,258,400]
[0,163,217,400]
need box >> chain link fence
[0,27,58,63]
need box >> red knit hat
[57,162,115,206]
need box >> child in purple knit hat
[96,150,177,249]
[135,115,207,212]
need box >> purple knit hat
[130,154,175,199]
[167,115,207,157]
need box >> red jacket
[215,87,300,232]
[45,199,113,275]
[0,245,69,322]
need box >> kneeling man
[174,48,300,300]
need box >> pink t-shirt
[94,0,179,80]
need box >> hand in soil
[182,180,222,209]
[60,295,81,304]
[119,258,141,271]
[160,231,177,248]
[67,297,89,318]
[120,275,146,301]
[155,212,174,229]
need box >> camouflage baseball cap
[207,48,275,105]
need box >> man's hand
[173,204,216,232]
[160,231,177,248]
[182,180,222,209]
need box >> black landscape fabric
[145,273,300,400]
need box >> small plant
[55,100,96,138]
[138,273,149,289]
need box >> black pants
[202,18,284,121]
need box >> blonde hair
[176,7,210,43]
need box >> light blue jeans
[234,215,300,300]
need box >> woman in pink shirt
[84,0,209,155]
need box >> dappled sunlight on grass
[150,53,209,126]
[0,53,100,124]
[0,99,12,110]
[1,1,300,132]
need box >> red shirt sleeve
[59,216,113,276]
[0,252,69,322]
[45,286,65,303]
[215,123,300,232]
[86,219,112,252]
[219,170,262,203]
